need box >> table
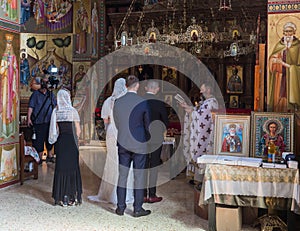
[161,136,176,162]
[198,164,300,230]
[161,136,186,179]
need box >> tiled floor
[0,145,259,231]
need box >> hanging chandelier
[219,0,232,11]
[112,0,257,59]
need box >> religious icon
[227,65,243,94]
[162,67,177,92]
[229,95,239,108]
[75,2,89,54]
[149,32,156,43]
[214,115,250,157]
[251,112,294,158]
[0,34,19,141]
[164,94,173,106]
[191,30,198,41]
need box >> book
[197,155,262,167]
[174,93,186,104]
[262,162,287,169]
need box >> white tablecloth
[199,164,300,214]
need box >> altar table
[199,164,300,230]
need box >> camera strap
[42,93,54,123]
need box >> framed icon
[251,112,294,158]
[229,95,239,108]
[162,67,177,92]
[226,65,243,94]
[214,114,251,157]
[164,94,173,106]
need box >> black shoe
[46,156,55,163]
[133,208,151,217]
[189,180,195,185]
[115,208,124,216]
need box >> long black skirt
[52,124,82,203]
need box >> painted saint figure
[221,124,242,153]
[31,63,41,78]
[76,3,89,54]
[269,22,300,111]
[227,67,242,93]
[6,0,17,21]
[91,2,98,56]
[73,64,86,96]
[0,34,18,140]
[21,0,30,26]
[20,51,30,86]
[33,0,45,25]
[260,120,286,158]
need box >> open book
[174,93,186,104]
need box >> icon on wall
[226,65,243,94]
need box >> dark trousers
[32,123,53,153]
[144,144,163,198]
[117,145,147,212]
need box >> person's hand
[27,118,33,127]
[179,102,193,113]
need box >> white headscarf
[101,78,127,119]
[49,89,80,144]
[56,89,80,122]
[110,78,127,108]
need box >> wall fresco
[20,33,73,98]
[267,2,300,112]
[0,0,19,24]
[21,0,73,33]
[0,143,18,184]
[0,31,20,145]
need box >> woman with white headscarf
[49,88,82,206]
[88,78,134,204]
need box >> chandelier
[113,0,257,59]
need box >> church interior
[0,0,300,230]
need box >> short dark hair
[62,84,72,92]
[201,81,213,90]
[126,75,139,88]
[267,121,278,131]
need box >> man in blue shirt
[27,77,57,164]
